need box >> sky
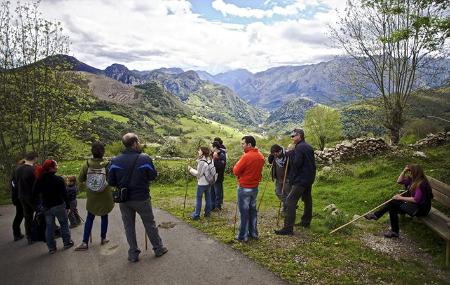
[40,0,347,74]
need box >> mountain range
[45,54,450,129]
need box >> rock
[322,166,332,172]
[323,204,337,212]
[413,151,427,158]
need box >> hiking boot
[154,247,168,257]
[128,256,139,263]
[191,215,200,220]
[14,234,25,241]
[64,241,74,250]
[383,230,399,238]
[49,248,57,254]
[274,228,294,236]
[69,224,79,229]
[364,213,378,220]
[235,237,248,243]
[101,238,110,245]
[74,242,88,251]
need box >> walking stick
[232,180,239,237]
[257,162,274,212]
[329,190,408,234]
[183,159,191,218]
[276,158,290,226]
[145,232,148,251]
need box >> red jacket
[233,148,265,188]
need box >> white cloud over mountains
[40,0,346,74]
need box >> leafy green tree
[0,0,90,170]
[331,0,450,144]
[303,105,343,151]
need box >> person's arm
[268,154,274,164]
[232,155,246,177]
[141,155,157,182]
[397,166,410,184]
[291,144,304,171]
[107,159,119,187]
[189,161,204,178]
[59,177,70,210]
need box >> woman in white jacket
[188,147,212,220]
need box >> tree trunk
[389,128,400,145]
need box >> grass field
[2,143,449,284]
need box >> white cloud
[211,0,318,19]
[39,0,347,74]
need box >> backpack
[201,159,218,185]
[86,160,108,192]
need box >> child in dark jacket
[66,176,82,228]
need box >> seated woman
[365,164,433,238]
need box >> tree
[331,0,450,144]
[0,0,90,170]
[303,105,343,150]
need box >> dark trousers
[82,212,108,243]
[20,198,34,240]
[284,184,312,230]
[374,200,419,234]
[13,202,24,238]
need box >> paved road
[0,200,286,285]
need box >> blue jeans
[82,212,108,243]
[44,203,71,250]
[211,181,224,209]
[237,187,258,240]
[192,185,212,218]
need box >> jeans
[44,203,71,250]
[210,181,224,209]
[68,200,81,226]
[119,200,164,259]
[275,180,291,212]
[20,198,34,240]
[284,184,312,229]
[13,202,24,238]
[192,185,212,218]
[374,200,422,233]
[237,187,258,240]
[82,212,108,243]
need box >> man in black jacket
[108,133,167,262]
[275,129,316,235]
[15,151,38,244]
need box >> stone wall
[411,132,450,149]
[315,137,391,164]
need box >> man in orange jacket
[232,136,265,242]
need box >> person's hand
[393,194,402,200]
[66,209,70,215]
[213,152,219,159]
[403,166,410,172]
[287,144,295,151]
[187,166,192,171]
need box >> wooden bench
[418,176,450,266]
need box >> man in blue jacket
[108,133,167,262]
[275,129,316,235]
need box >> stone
[413,151,427,158]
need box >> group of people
[10,128,434,260]
[11,134,167,262]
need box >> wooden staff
[183,159,191,218]
[329,190,408,234]
[257,162,274,211]
[145,232,148,251]
[276,157,290,226]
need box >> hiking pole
[257,162,274,212]
[183,159,190,218]
[145,233,148,251]
[276,158,290,226]
[329,190,408,234]
[232,185,239,237]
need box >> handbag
[113,154,140,203]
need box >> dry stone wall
[315,137,391,164]
[411,132,450,149]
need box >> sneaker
[235,237,248,243]
[154,247,168,257]
[74,242,88,251]
[64,241,74,250]
[364,213,378,220]
[383,230,399,238]
[101,238,110,245]
[69,224,78,229]
[274,228,294,236]
[191,215,200,220]
[14,234,25,241]
[49,248,57,254]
